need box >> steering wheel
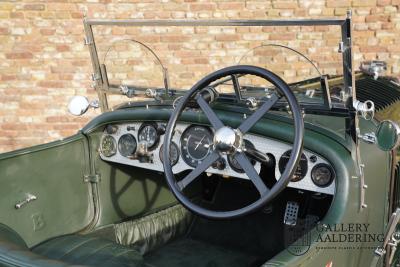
[163,65,304,219]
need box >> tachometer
[138,122,159,150]
[101,135,117,157]
[278,150,308,182]
[118,134,137,157]
[159,142,180,166]
[181,126,213,168]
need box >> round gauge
[101,135,117,157]
[228,140,256,173]
[159,142,180,166]
[311,163,335,187]
[118,134,137,157]
[278,150,308,182]
[181,125,213,168]
[138,122,159,150]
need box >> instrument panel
[99,121,336,195]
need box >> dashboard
[99,121,336,195]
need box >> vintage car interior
[0,15,399,267]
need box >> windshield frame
[83,16,356,114]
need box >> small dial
[181,125,213,168]
[228,140,256,173]
[118,134,137,157]
[278,150,308,182]
[101,135,117,157]
[138,122,159,150]
[159,142,180,166]
[311,163,335,187]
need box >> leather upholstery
[0,224,85,267]
[32,235,147,267]
[0,224,146,267]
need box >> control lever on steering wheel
[244,145,273,167]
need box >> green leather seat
[0,224,146,267]
[32,235,147,267]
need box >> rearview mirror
[68,96,99,116]
[376,120,400,151]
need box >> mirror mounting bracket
[358,132,377,145]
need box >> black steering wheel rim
[163,65,304,219]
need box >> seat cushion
[32,235,146,267]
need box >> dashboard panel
[99,121,335,195]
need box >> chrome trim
[84,19,346,27]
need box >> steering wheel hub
[213,127,242,154]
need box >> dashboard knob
[212,158,226,170]
[157,124,166,135]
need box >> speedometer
[181,126,213,168]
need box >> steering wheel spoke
[234,152,268,196]
[176,150,220,191]
[196,95,225,130]
[238,93,279,134]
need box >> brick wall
[0,0,399,153]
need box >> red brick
[1,75,17,81]
[40,29,56,35]
[269,33,296,40]
[215,34,240,42]
[160,35,189,42]
[56,45,70,52]
[5,52,33,59]
[10,12,24,19]
[218,2,245,10]
[359,46,388,52]
[327,0,351,7]
[23,4,45,11]
[273,1,298,9]
[37,81,65,88]
[190,3,216,11]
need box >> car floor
[144,180,286,267]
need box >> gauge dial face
[278,150,308,182]
[311,163,334,187]
[101,135,117,157]
[228,140,256,173]
[159,142,180,166]
[138,123,159,149]
[181,126,213,168]
[118,134,137,157]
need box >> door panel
[0,134,93,247]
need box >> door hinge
[84,37,93,45]
[84,174,101,183]
[91,73,101,81]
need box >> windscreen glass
[92,23,345,108]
